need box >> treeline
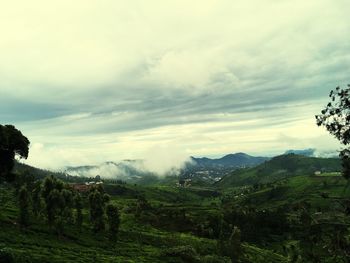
[17,175,120,241]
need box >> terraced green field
[0,184,287,263]
[1,154,349,262]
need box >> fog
[62,145,192,179]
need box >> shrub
[163,245,200,263]
[0,248,32,263]
[0,248,15,263]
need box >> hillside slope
[216,154,341,188]
[14,161,66,180]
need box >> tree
[41,176,74,235]
[42,176,64,226]
[0,125,30,182]
[89,189,106,232]
[14,170,35,194]
[316,85,350,180]
[103,193,110,203]
[46,189,63,226]
[18,185,31,227]
[106,204,120,241]
[61,189,74,223]
[32,181,42,217]
[316,85,350,259]
[135,195,150,218]
[74,193,83,231]
[229,226,241,263]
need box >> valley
[1,153,349,262]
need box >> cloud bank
[0,0,348,169]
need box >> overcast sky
[1,0,349,169]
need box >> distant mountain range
[61,153,271,183]
[60,149,340,181]
[190,152,269,168]
[189,148,338,169]
[16,149,340,186]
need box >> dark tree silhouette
[32,181,42,217]
[316,85,350,180]
[74,193,83,231]
[316,85,350,257]
[42,176,62,225]
[18,185,31,227]
[229,226,241,263]
[0,125,30,182]
[89,189,106,232]
[61,189,74,223]
[46,189,63,227]
[41,175,74,235]
[106,204,120,241]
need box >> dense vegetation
[0,125,30,183]
[216,154,341,187]
[1,99,350,263]
[1,155,350,262]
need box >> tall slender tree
[18,185,31,227]
[106,204,120,241]
[74,193,83,231]
[89,189,106,232]
[32,181,42,217]
[229,226,241,263]
[61,189,74,223]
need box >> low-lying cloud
[64,147,192,179]
[142,145,192,176]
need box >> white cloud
[142,144,191,176]
[1,0,348,168]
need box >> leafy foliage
[88,188,107,232]
[39,176,77,235]
[0,125,30,182]
[18,185,31,227]
[74,193,83,230]
[316,85,350,180]
[0,121,348,262]
[217,154,341,187]
[106,204,121,241]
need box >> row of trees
[18,176,120,241]
[0,124,121,241]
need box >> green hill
[0,182,289,263]
[216,154,341,188]
[230,174,349,210]
[1,155,348,262]
[13,161,66,180]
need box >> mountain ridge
[190,152,270,168]
[216,153,342,188]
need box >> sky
[0,0,349,170]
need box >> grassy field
[0,183,288,263]
[221,174,350,210]
[1,153,349,263]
